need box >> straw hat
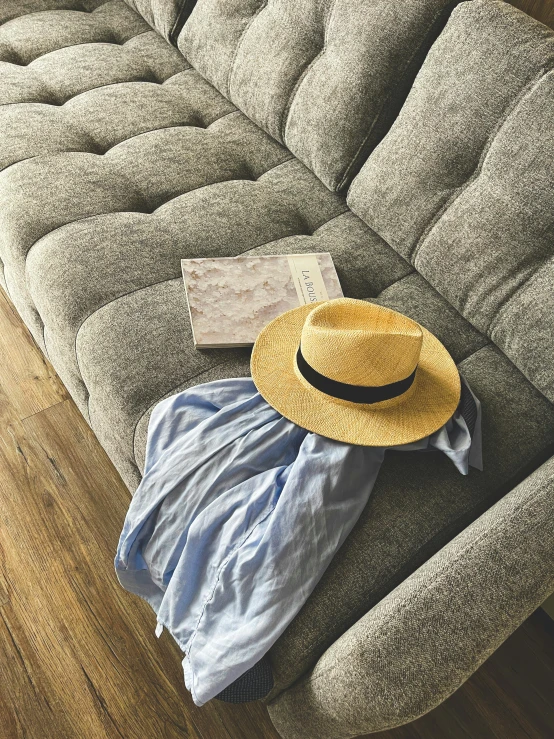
[251,298,461,446]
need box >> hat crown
[300,300,422,387]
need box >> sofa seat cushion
[179,0,460,191]
[348,0,554,403]
[70,256,554,694]
[29,183,414,486]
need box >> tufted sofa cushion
[0,0,150,62]
[3,0,554,706]
[0,0,245,347]
[71,252,554,695]
[122,0,196,42]
[0,0,106,24]
[348,0,554,403]
[0,0,173,302]
[55,206,411,488]
[179,0,461,192]
[26,159,357,473]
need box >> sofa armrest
[268,457,554,739]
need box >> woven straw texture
[251,299,461,446]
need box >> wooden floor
[1,291,553,739]
[509,0,554,26]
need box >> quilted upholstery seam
[0,2,113,28]
[362,274,422,303]
[337,0,463,192]
[227,0,269,100]
[455,342,494,367]
[0,75,173,110]
[280,0,339,143]
[91,1,124,16]
[1,111,239,179]
[285,487,551,694]
[370,268,416,298]
[488,253,554,338]
[23,158,269,267]
[76,204,349,458]
[0,30,156,69]
[2,66,199,108]
[249,208,349,242]
[409,66,554,269]
[99,109,238,150]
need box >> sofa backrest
[178,0,462,192]
[123,0,196,42]
[348,0,554,403]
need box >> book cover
[182,253,343,348]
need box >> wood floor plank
[0,290,67,420]
[508,0,554,27]
[0,390,281,739]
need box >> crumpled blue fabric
[115,377,482,706]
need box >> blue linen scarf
[116,377,481,706]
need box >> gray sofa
[1,0,553,736]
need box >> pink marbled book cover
[182,254,343,348]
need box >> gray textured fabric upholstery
[1,0,553,725]
[0,0,149,62]
[179,0,460,191]
[23,126,296,408]
[122,0,196,42]
[348,0,554,402]
[268,454,554,738]
[0,1,107,24]
[70,259,554,692]
[36,160,352,486]
[0,0,187,339]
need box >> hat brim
[251,302,461,446]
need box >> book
[182,253,343,348]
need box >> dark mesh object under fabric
[459,378,478,438]
[215,655,274,703]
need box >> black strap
[296,347,417,404]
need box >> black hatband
[296,347,417,404]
